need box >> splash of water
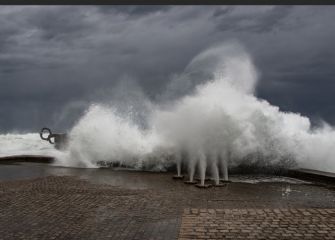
[54,42,335,184]
[0,133,59,158]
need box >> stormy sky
[0,5,335,133]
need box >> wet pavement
[179,208,335,239]
[0,162,335,239]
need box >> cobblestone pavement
[0,167,335,239]
[179,208,335,240]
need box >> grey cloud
[27,7,94,42]
[213,6,293,33]
[0,6,335,133]
[98,5,171,16]
[212,6,234,17]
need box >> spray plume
[54,42,335,183]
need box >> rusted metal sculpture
[40,127,68,150]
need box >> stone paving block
[0,173,335,239]
[178,208,335,239]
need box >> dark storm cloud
[98,5,171,16]
[28,8,94,42]
[212,6,293,33]
[0,6,335,133]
